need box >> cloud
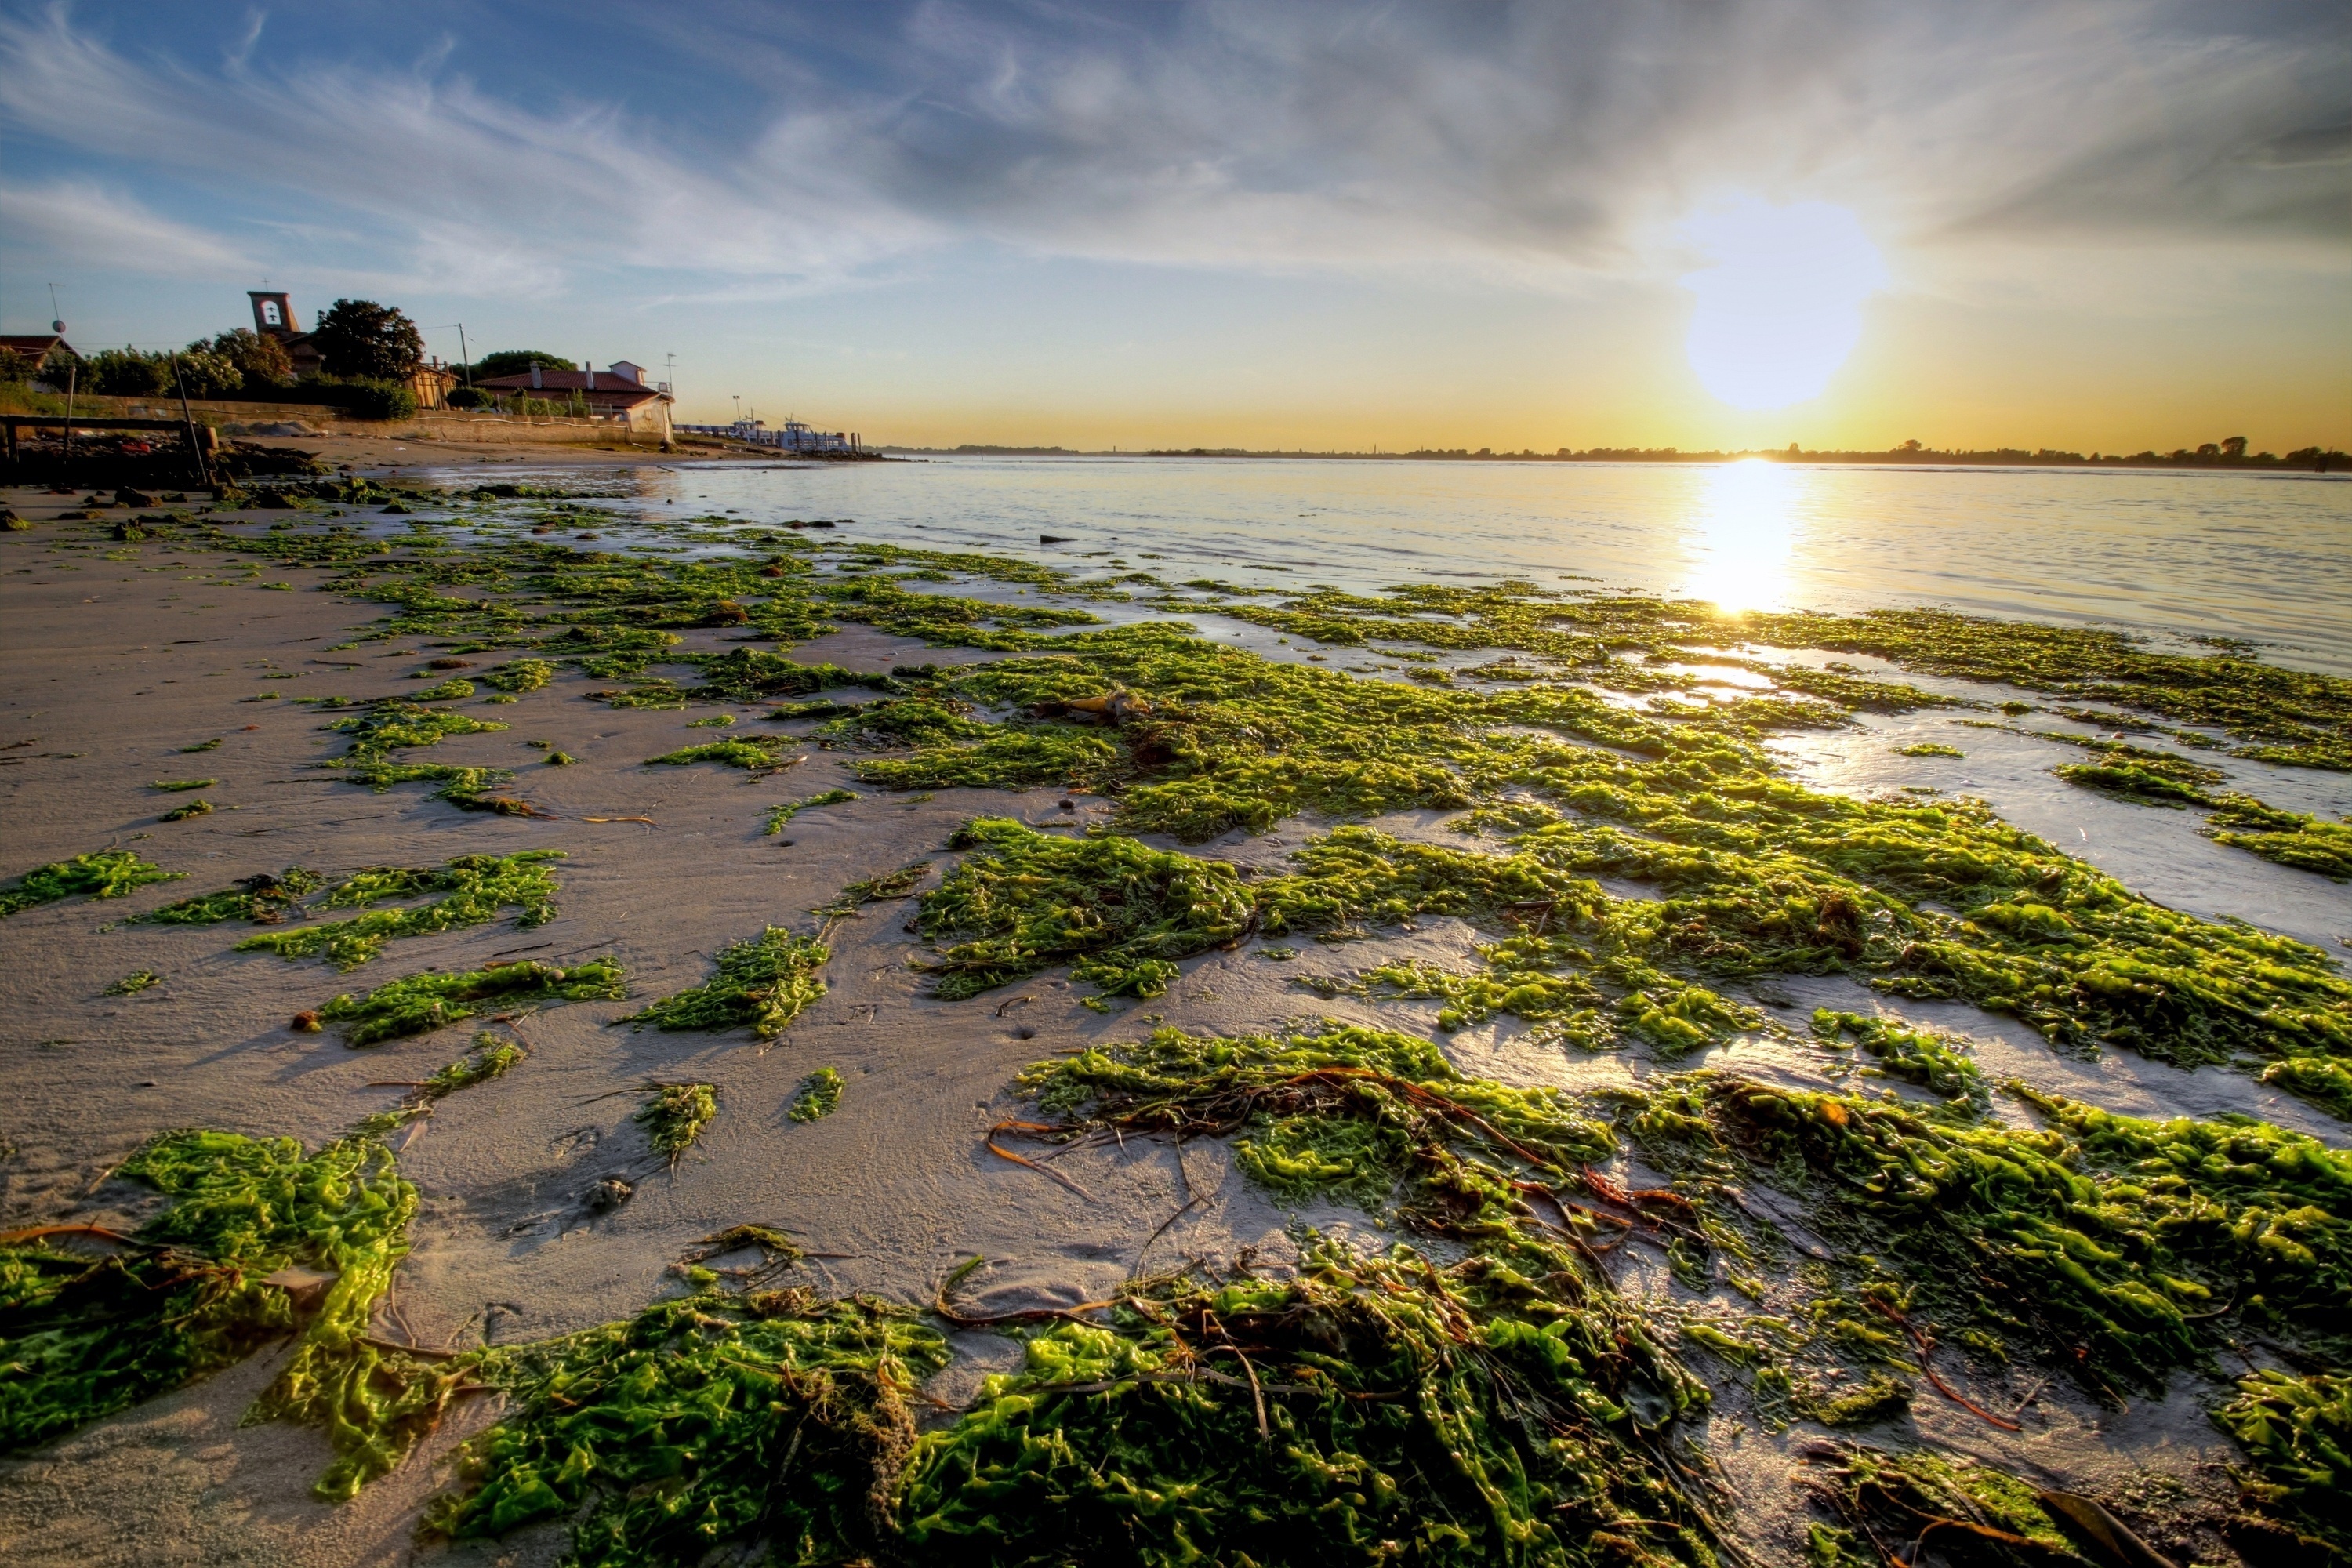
[0,0,2345,307]
[0,177,258,275]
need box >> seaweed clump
[1621,1074,2352,1391]
[0,1131,459,1499]
[915,817,1251,1001]
[137,867,321,924]
[235,851,564,968]
[622,927,828,1039]
[637,1082,718,1168]
[789,1068,844,1123]
[0,849,180,918]
[899,1242,1721,1568]
[431,1287,949,1566]
[319,956,626,1046]
[2212,1369,2350,1551]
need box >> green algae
[0,849,180,917]
[150,777,215,791]
[137,867,321,924]
[850,727,1121,792]
[621,927,827,1039]
[432,1285,949,1566]
[1809,1009,1988,1111]
[102,969,160,995]
[764,788,858,833]
[1800,1374,1914,1428]
[1892,742,1965,758]
[479,658,555,693]
[815,862,931,920]
[2259,1057,2352,1120]
[637,1082,718,1167]
[915,817,1251,1000]
[2212,1369,2350,1549]
[789,1067,844,1123]
[320,956,626,1047]
[691,648,896,702]
[350,1030,528,1140]
[414,677,475,700]
[159,798,215,821]
[1618,1073,2351,1390]
[1015,1022,1617,1219]
[235,851,563,968]
[0,1130,459,1501]
[644,735,802,771]
[1804,1444,2085,1566]
[900,1240,1720,1568]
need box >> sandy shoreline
[0,476,1414,1565]
[2,462,2345,1566]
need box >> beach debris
[318,956,625,1046]
[622,926,829,1039]
[292,1010,322,1032]
[584,1175,634,1214]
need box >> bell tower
[249,291,296,336]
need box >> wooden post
[170,353,215,492]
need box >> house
[475,361,673,441]
[245,290,458,409]
[2,333,77,383]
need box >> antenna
[47,282,64,335]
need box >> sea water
[639,456,2352,673]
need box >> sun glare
[1680,198,1886,411]
[1679,458,1799,614]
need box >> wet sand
[0,472,2339,1564]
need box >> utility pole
[456,324,471,387]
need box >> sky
[2,0,2347,452]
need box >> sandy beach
[2,454,2347,1568]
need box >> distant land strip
[885,439,2346,469]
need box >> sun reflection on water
[1679,459,1800,614]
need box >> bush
[340,379,418,421]
[443,386,486,410]
[311,299,424,381]
[0,347,31,382]
[83,348,172,397]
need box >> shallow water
[621,456,2352,671]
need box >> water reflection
[1678,459,1799,612]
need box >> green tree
[468,349,575,381]
[2221,435,2249,459]
[83,348,171,397]
[311,299,425,381]
[205,328,295,388]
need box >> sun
[1680,198,1886,411]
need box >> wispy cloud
[1,0,2345,305]
[0,177,258,275]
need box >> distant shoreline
[882,442,2346,471]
